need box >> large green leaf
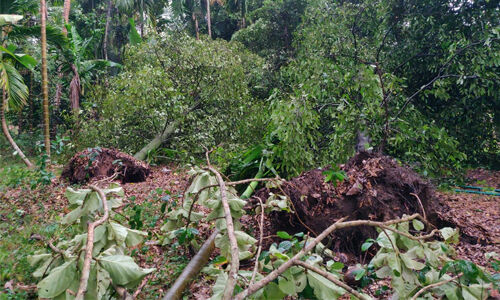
[307,269,345,299]
[98,255,155,286]
[128,18,142,45]
[65,187,91,206]
[0,61,28,110]
[37,259,77,298]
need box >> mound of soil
[248,151,438,256]
[61,148,151,184]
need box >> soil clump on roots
[247,151,438,257]
[61,147,151,184]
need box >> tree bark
[103,0,112,60]
[40,0,51,158]
[162,230,218,300]
[133,119,180,161]
[193,12,199,40]
[62,0,71,34]
[206,0,211,38]
[1,90,34,168]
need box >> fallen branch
[206,166,239,300]
[249,197,265,286]
[235,214,426,299]
[162,229,219,300]
[75,185,110,300]
[410,273,462,300]
[294,260,369,300]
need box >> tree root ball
[61,147,151,184]
[248,151,439,256]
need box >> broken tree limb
[235,214,427,299]
[162,229,219,300]
[134,102,201,161]
[134,119,181,161]
[206,166,239,300]
[410,273,462,300]
[293,260,369,300]
[75,185,109,300]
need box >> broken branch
[75,185,110,300]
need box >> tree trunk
[1,90,34,168]
[193,12,199,40]
[40,0,51,158]
[206,0,211,38]
[62,0,71,34]
[140,0,144,38]
[103,0,112,60]
[134,119,180,161]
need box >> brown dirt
[246,151,438,256]
[61,147,151,184]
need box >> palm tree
[40,0,50,158]
[0,15,37,167]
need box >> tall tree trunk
[62,0,71,34]
[40,0,51,158]
[241,0,246,28]
[140,0,144,38]
[103,0,112,60]
[193,12,199,40]
[1,90,34,168]
[206,0,211,38]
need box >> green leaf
[361,239,375,252]
[98,255,155,286]
[37,259,77,298]
[307,270,345,299]
[277,231,293,239]
[65,187,90,206]
[440,227,459,244]
[412,219,425,231]
[400,253,426,270]
[128,18,142,45]
[125,228,148,247]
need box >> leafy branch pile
[28,184,154,299]
[162,165,499,299]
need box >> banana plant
[62,24,120,112]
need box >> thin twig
[294,260,369,300]
[410,273,462,300]
[75,185,110,300]
[249,197,265,286]
[410,193,426,221]
[132,274,151,299]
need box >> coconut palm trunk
[40,0,51,158]
[1,90,33,168]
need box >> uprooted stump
[246,151,438,257]
[61,148,151,184]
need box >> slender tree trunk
[62,0,71,34]
[1,90,34,168]
[193,12,199,40]
[40,0,51,158]
[140,0,144,38]
[206,0,211,38]
[241,0,246,28]
[103,0,112,60]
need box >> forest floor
[0,164,499,299]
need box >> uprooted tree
[30,152,499,299]
[160,152,499,300]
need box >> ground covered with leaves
[0,161,498,299]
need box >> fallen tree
[161,152,497,299]
[61,147,151,183]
